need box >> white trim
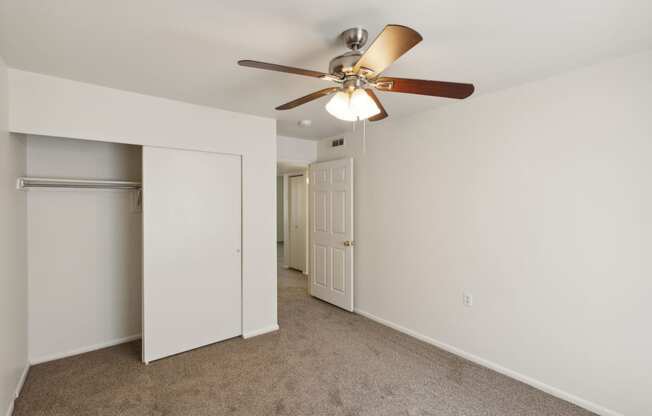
[242,324,279,339]
[29,334,141,365]
[4,364,29,416]
[4,399,13,416]
[354,308,622,416]
[14,365,28,399]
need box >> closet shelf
[17,177,142,190]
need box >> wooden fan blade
[276,87,339,110]
[238,60,331,79]
[353,25,422,77]
[365,90,388,121]
[375,77,475,99]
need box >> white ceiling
[1,1,651,140]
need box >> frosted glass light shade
[350,89,380,120]
[325,91,356,121]
[325,89,381,121]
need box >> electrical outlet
[463,292,473,307]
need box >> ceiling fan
[238,25,474,122]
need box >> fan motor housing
[329,51,362,77]
[329,27,369,76]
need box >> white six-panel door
[309,158,354,311]
[142,146,242,363]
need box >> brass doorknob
[343,240,355,246]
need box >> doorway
[277,162,309,275]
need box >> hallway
[13,261,593,415]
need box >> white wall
[8,69,278,338]
[277,135,317,163]
[0,55,27,416]
[316,51,652,416]
[26,135,142,363]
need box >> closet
[23,135,242,364]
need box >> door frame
[286,173,309,274]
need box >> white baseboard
[4,398,13,416]
[242,324,279,339]
[4,363,29,416]
[15,365,28,399]
[354,308,622,416]
[29,334,141,365]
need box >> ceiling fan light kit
[326,89,380,121]
[238,24,474,122]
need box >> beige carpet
[14,264,595,415]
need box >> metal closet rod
[17,177,142,190]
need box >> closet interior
[24,135,143,364]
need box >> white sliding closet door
[142,146,241,363]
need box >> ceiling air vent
[331,138,344,147]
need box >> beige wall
[0,55,27,416]
[317,51,652,416]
